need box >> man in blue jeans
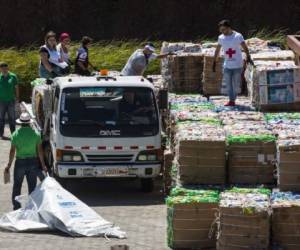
[4,112,47,210]
[213,20,253,106]
[0,62,19,140]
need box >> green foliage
[0,41,162,101]
[247,28,288,48]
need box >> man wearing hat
[4,112,47,210]
[121,43,173,76]
[0,62,19,140]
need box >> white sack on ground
[0,177,126,238]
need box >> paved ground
[0,128,169,250]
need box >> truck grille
[86,154,134,162]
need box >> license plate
[98,168,129,176]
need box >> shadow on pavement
[61,178,165,207]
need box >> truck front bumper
[56,163,161,178]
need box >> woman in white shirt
[39,31,68,78]
[57,33,71,65]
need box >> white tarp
[0,177,126,238]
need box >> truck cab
[28,75,162,192]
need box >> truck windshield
[59,86,159,137]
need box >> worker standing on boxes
[75,36,96,76]
[213,20,253,106]
[121,43,173,76]
[4,112,47,210]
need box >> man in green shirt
[4,112,47,210]
[0,62,19,140]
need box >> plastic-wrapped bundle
[245,37,270,53]
[271,192,300,249]
[219,111,265,125]
[265,112,300,138]
[169,93,207,105]
[160,42,203,93]
[251,50,295,61]
[202,48,226,95]
[245,60,300,110]
[172,111,219,124]
[264,112,300,191]
[169,53,204,93]
[174,122,226,185]
[217,188,271,250]
[166,188,219,249]
[225,122,276,185]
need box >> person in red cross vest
[213,20,253,106]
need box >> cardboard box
[203,55,224,95]
[168,202,218,249]
[228,141,276,185]
[278,144,300,192]
[218,197,270,250]
[272,206,300,249]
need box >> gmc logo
[99,130,121,136]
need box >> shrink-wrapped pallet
[217,188,271,250]
[167,188,219,249]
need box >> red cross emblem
[226,48,236,58]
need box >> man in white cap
[4,112,47,210]
[121,42,173,76]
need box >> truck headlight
[136,149,162,162]
[57,149,83,162]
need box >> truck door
[50,86,60,143]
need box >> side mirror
[158,89,168,110]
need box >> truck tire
[140,178,154,192]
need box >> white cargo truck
[23,75,163,192]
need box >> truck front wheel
[140,178,154,192]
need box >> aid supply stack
[271,192,300,249]
[202,48,225,96]
[169,94,226,185]
[161,42,202,93]
[222,112,276,185]
[266,113,300,191]
[245,60,300,111]
[174,122,226,185]
[166,187,219,249]
[217,188,271,250]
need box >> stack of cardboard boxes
[266,113,300,191]
[175,125,226,185]
[245,60,300,111]
[168,54,204,93]
[277,142,300,191]
[217,189,271,250]
[202,51,224,96]
[222,112,276,185]
[271,192,300,249]
[167,188,219,249]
